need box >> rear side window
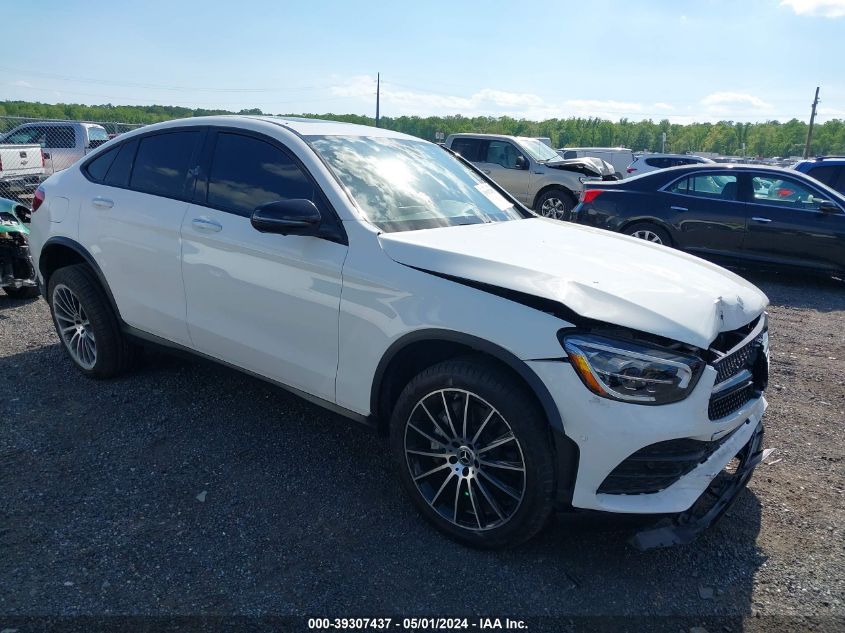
[45,127,75,149]
[104,139,138,187]
[85,146,119,182]
[562,150,577,159]
[645,157,669,168]
[130,131,199,198]
[206,132,315,216]
[449,138,484,162]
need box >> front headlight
[562,334,705,405]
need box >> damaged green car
[0,197,38,298]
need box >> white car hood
[379,218,768,350]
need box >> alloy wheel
[631,229,664,244]
[403,388,526,531]
[52,283,97,370]
[539,197,567,220]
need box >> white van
[557,147,635,179]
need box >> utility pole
[803,86,820,159]
[375,73,380,128]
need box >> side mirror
[817,199,841,214]
[251,199,322,235]
[515,155,528,170]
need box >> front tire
[535,188,575,221]
[48,264,136,378]
[389,356,556,548]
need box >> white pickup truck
[0,142,45,203]
[0,121,110,174]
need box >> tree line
[2,100,843,158]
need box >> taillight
[626,167,636,174]
[0,154,3,172]
[581,190,604,204]
[41,149,45,168]
[32,187,45,213]
[776,188,794,198]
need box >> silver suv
[445,133,586,219]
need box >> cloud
[12,80,33,88]
[330,76,650,119]
[653,102,674,110]
[780,0,845,17]
[701,92,774,115]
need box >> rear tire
[48,264,136,378]
[3,286,39,299]
[625,222,672,246]
[389,356,556,549]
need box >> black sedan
[571,164,845,276]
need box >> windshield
[87,126,109,141]
[307,136,524,233]
[515,137,559,162]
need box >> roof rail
[815,155,845,160]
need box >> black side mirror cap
[817,199,841,213]
[515,155,528,170]
[251,199,322,235]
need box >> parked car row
[445,133,619,219]
[26,115,771,549]
[0,121,112,203]
[570,163,845,276]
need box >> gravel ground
[1,270,843,630]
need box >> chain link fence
[0,116,145,203]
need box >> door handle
[482,169,491,175]
[91,197,113,209]
[670,205,688,211]
[191,218,222,233]
[751,216,772,223]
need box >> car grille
[709,383,756,420]
[598,430,737,495]
[708,319,769,421]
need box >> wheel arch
[619,217,676,244]
[371,329,564,436]
[39,237,121,319]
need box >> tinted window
[668,174,737,200]
[752,174,824,210]
[85,146,119,182]
[207,133,315,216]
[485,140,523,169]
[806,165,842,189]
[645,157,669,168]
[130,132,199,198]
[104,139,138,187]
[563,150,577,159]
[43,127,75,149]
[450,138,484,162]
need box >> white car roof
[106,115,419,141]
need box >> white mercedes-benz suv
[28,116,770,549]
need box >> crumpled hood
[379,218,768,350]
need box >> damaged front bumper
[630,421,765,550]
[0,240,37,289]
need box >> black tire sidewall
[389,357,556,548]
[3,286,39,299]
[48,265,128,378]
